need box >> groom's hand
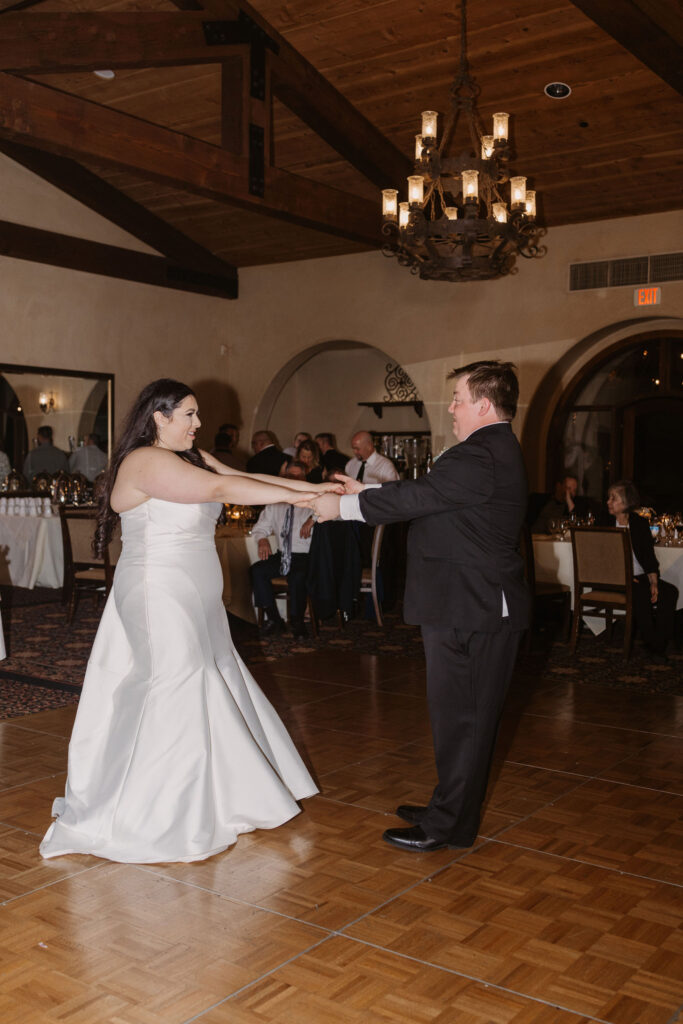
[312,492,342,522]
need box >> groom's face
[448,375,482,442]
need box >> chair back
[571,526,631,590]
[59,508,104,567]
[370,524,384,574]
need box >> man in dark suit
[307,361,530,852]
[246,431,289,476]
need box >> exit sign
[634,286,661,306]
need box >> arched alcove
[255,340,432,457]
[522,317,683,504]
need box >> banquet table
[0,514,64,589]
[215,525,277,623]
[532,535,683,612]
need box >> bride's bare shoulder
[118,447,174,474]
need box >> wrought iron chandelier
[381,0,545,282]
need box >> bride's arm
[111,448,317,512]
[199,448,340,493]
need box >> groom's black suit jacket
[359,422,530,632]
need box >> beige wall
[232,211,683,480]
[2,151,682,486]
[268,344,430,455]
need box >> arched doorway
[256,340,432,469]
[546,332,683,511]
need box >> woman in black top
[296,439,324,484]
[606,480,678,659]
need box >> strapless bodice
[120,498,222,556]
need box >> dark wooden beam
[0,73,380,245]
[569,0,683,95]
[0,139,238,279]
[0,12,254,73]
[0,219,238,299]
[202,0,412,189]
[0,9,410,189]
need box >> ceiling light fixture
[93,69,116,80]
[544,82,571,99]
[381,0,545,282]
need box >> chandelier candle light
[381,0,545,281]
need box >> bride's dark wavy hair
[94,378,213,557]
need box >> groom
[308,361,530,852]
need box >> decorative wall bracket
[358,362,423,417]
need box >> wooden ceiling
[0,0,681,297]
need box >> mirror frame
[0,362,115,462]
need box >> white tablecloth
[215,526,278,623]
[532,537,683,612]
[0,514,63,589]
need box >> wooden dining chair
[59,507,117,622]
[359,524,385,626]
[519,525,571,650]
[570,526,634,659]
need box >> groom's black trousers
[419,618,522,844]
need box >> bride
[40,378,329,864]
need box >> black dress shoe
[395,804,428,825]
[291,619,308,638]
[261,616,284,636]
[383,824,476,852]
[382,825,452,852]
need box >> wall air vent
[569,252,683,292]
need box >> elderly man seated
[249,461,315,637]
[531,473,591,533]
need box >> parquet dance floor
[0,650,681,1023]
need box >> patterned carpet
[0,594,680,720]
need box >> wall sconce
[39,392,56,414]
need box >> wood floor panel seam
[0,770,66,797]
[179,934,332,1024]
[317,932,614,1024]
[131,864,339,935]
[590,773,683,798]
[485,836,683,888]
[0,860,106,907]
[1,721,76,739]
[517,710,683,739]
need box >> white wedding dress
[40,499,317,863]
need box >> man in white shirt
[345,431,399,484]
[250,462,315,637]
[68,434,108,481]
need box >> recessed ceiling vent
[569,252,683,292]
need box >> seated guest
[315,433,349,475]
[607,480,678,661]
[211,430,245,471]
[532,473,590,533]
[246,430,289,476]
[345,431,399,484]
[250,462,315,637]
[296,439,324,483]
[283,432,312,458]
[23,425,68,478]
[68,433,108,482]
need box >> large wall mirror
[0,363,113,473]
